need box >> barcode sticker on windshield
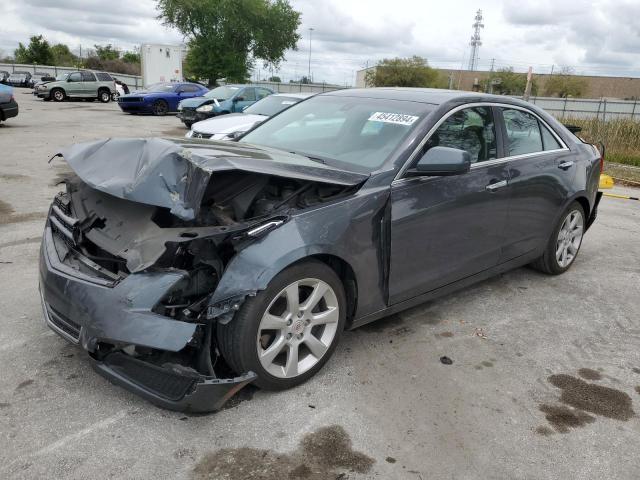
[368,112,419,126]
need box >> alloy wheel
[154,101,168,116]
[256,278,339,379]
[555,209,584,268]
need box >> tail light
[598,142,605,172]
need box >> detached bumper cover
[586,191,603,230]
[92,353,256,412]
[39,224,256,412]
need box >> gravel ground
[1,92,640,480]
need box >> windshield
[56,73,69,81]
[240,95,432,173]
[244,95,304,117]
[204,86,240,100]
[146,83,176,93]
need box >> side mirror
[229,130,245,140]
[233,96,244,102]
[408,146,471,177]
[66,78,72,82]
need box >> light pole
[308,27,314,83]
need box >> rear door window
[540,123,562,151]
[81,72,96,82]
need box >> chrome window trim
[394,102,569,182]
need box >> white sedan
[185,92,313,141]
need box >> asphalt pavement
[1,92,639,480]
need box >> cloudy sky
[1,0,639,85]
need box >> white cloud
[1,0,639,84]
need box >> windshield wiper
[288,150,328,165]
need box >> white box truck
[140,44,184,87]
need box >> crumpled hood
[179,96,214,108]
[192,113,267,135]
[58,138,368,221]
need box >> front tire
[152,99,169,116]
[51,88,65,102]
[531,201,585,275]
[217,260,346,390]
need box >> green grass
[560,117,640,167]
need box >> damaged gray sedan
[39,89,602,411]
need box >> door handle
[558,161,574,170]
[485,180,508,192]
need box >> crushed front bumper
[91,353,255,412]
[39,223,256,412]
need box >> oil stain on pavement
[537,371,635,435]
[192,425,374,479]
[0,200,45,225]
[577,368,602,381]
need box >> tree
[94,44,120,61]
[156,0,301,83]
[51,44,78,66]
[544,67,587,98]
[268,76,281,82]
[490,67,538,96]
[121,51,140,64]
[14,35,54,65]
[365,56,444,88]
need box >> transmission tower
[468,9,484,71]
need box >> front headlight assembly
[196,104,214,113]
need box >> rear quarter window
[95,72,113,81]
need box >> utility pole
[468,9,484,71]
[308,27,314,83]
[524,66,533,101]
[487,58,495,93]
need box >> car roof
[324,87,534,108]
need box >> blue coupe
[117,82,209,116]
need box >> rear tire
[51,88,65,102]
[152,99,169,116]
[530,201,585,275]
[98,89,111,103]
[217,260,346,391]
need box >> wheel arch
[573,195,590,220]
[50,87,65,98]
[209,245,362,327]
[549,191,592,237]
[299,254,358,327]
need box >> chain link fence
[518,96,640,121]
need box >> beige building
[355,67,640,100]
